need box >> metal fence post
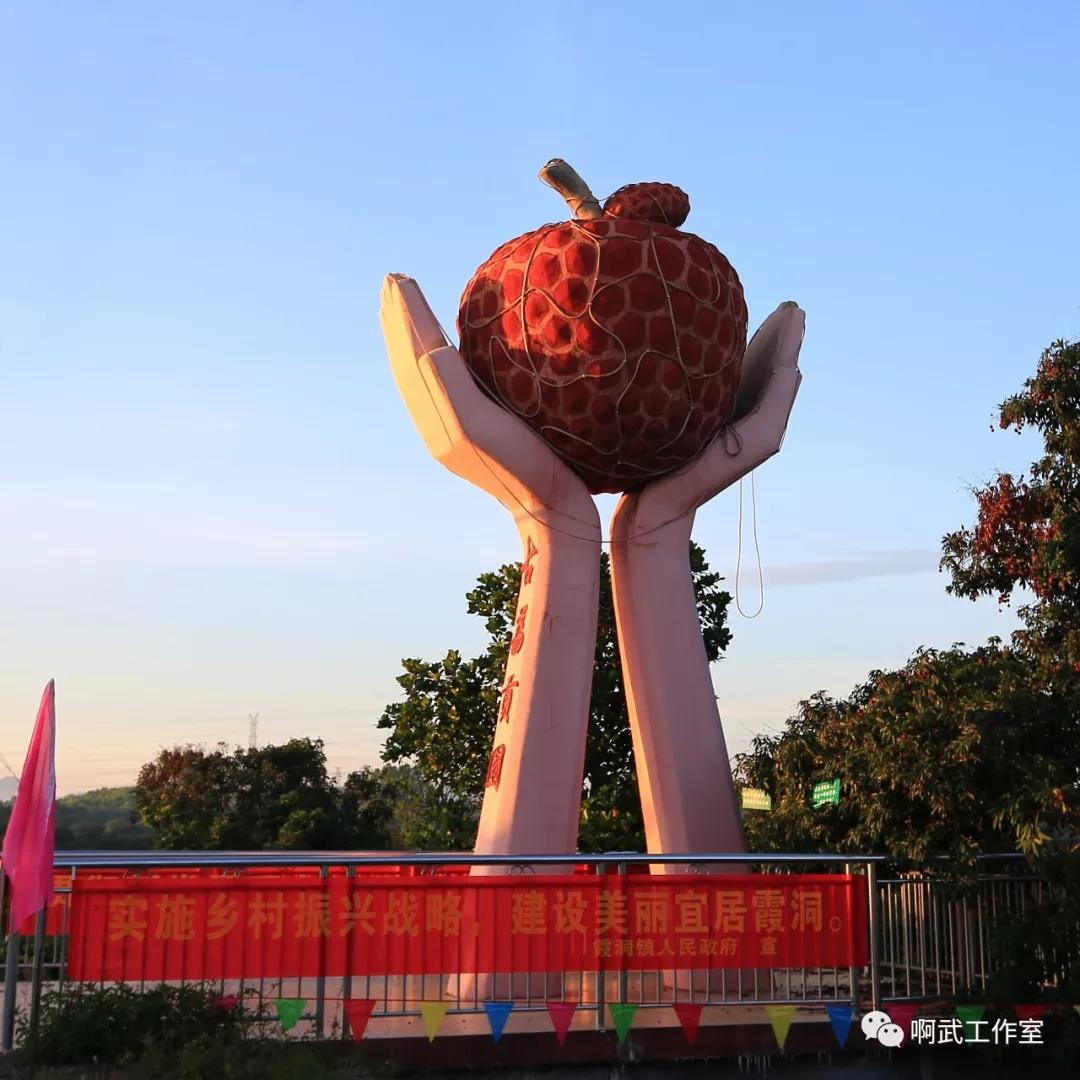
[617,860,628,1011]
[594,859,605,1031]
[866,860,881,1012]
[315,864,328,1039]
[341,863,354,1040]
[845,862,859,1012]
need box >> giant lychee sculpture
[457,159,748,493]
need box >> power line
[248,713,259,750]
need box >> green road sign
[812,779,841,808]
[741,788,772,811]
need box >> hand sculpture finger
[380,274,456,458]
[380,274,597,527]
[733,300,804,421]
[612,302,805,533]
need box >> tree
[135,738,400,851]
[735,338,1080,868]
[735,642,1074,868]
[942,339,1080,661]
[378,543,732,852]
[0,787,154,850]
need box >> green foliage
[378,543,732,852]
[0,787,154,850]
[15,985,385,1077]
[735,643,1079,869]
[134,739,403,851]
[16,984,242,1067]
[736,337,1080,877]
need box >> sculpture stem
[538,159,604,221]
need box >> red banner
[67,871,867,981]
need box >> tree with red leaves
[738,338,1080,873]
[943,339,1080,661]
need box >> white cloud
[765,548,939,587]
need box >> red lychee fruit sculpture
[457,159,747,493]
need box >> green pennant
[811,779,841,807]
[955,1004,986,1043]
[274,998,306,1032]
[609,1003,639,1043]
[741,788,772,811]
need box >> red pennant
[344,999,376,1040]
[886,1003,920,1043]
[1013,1004,1046,1022]
[673,1002,703,1045]
[546,1001,577,1045]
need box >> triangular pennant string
[483,1001,514,1043]
[673,1002,703,1045]
[420,1000,450,1042]
[344,998,376,1040]
[887,1003,920,1044]
[955,1004,985,1044]
[609,1003,639,1043]
[273,998,306,1032]
[765,1005,796,1050]
[547,1001,577,1045]
[825,1004,854,1048]
[1013,1004,1046,1022]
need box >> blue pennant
[484,1000,514,1043]
[826,1004,854,1047]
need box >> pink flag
[2,680,57,931]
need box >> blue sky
[1,2,1077,794]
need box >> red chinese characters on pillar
[509,605,528,656]
[498,675,519,724]
[485,744,506,789]
[522,536,539,586]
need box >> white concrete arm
[609,303,806,858]
[380,274,601,857]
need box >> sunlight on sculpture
[380,159,804,865]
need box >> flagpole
[1,918,17,1051]
[29,907,46,1046]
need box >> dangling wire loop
[735,472,765,618]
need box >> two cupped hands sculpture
[380,274,804,861]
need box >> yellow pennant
[765,1004,796,1050]
[420,1000,450,1042]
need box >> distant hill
[0,776,17,802]
[0,786,154,850]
